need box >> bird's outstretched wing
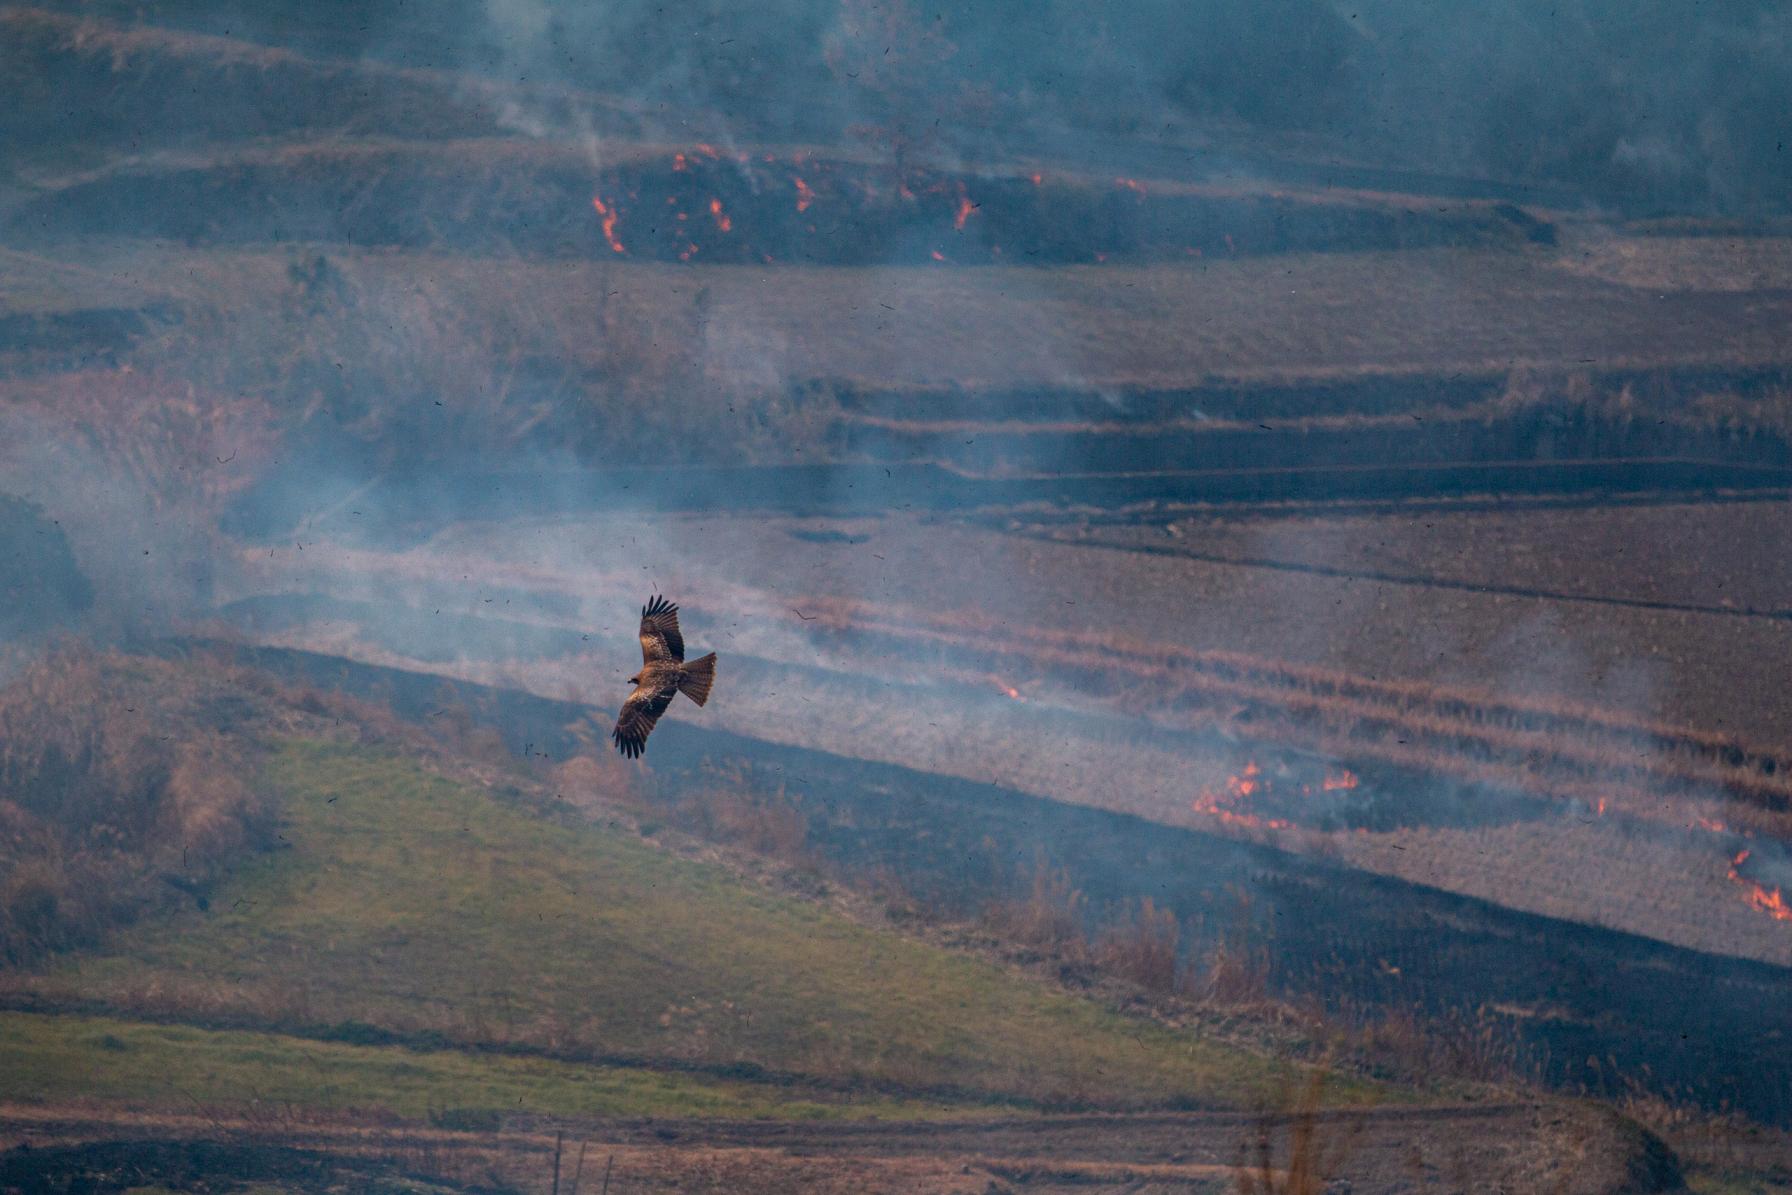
[612,681,676,759]
[639,595,685,664]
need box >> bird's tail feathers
[679,653,716,706]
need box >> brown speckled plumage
[612,595,715,758]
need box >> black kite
[612,595,716,758]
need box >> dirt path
[0,1099,1680,1193]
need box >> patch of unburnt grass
[12,740,1370,1114]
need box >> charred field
[4,2,1792,1191]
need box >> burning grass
[1332,818,1792,967]
[1726,850,1792,923]
[17,130,1536,267]
[797,596,1792,832]
[212,512,1792,966]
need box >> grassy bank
[13,741,1374,1114]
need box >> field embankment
[4,734,1342,1115]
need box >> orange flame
[1596,797,1608,816]
[794,176,816,213]
[1191,761,1290,830]
[1190,760,1365,832]
[672,152,688,172]
[953,188,976,230]
[590,196,625,254]
[1693,815,1729,834]
[930,250,946,262]
[708,196,733,233]
[1747,885,1792,921]
[1028,171,1043,186]
[1727,850,1792,921]
[1116,177,1146,195]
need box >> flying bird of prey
[612,595,716,758]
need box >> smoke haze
[3,0,1792,1159]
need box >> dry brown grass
[799,596,1792,834]
[579,756,815,867]
[113,244,840,470]
[975,861,1277,1014]
[1617,1085,1792,1183]
[1338,1005,1528,1089]
[0,643,268,965]
[0,5,641,168]
[1190,897,1274,1008]
[0,370,276,526]
[839,366,1792,450]
[1689,386,1792,442]
[678,769,812,863]
[982,857,1088,960]
[1234,1066,1352,1195]
[28,226,1792,422]
[1093,897,1181,994]
[0,368,279,629]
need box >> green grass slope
[0,1009,943,1122]
[11,741,1372,1117]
